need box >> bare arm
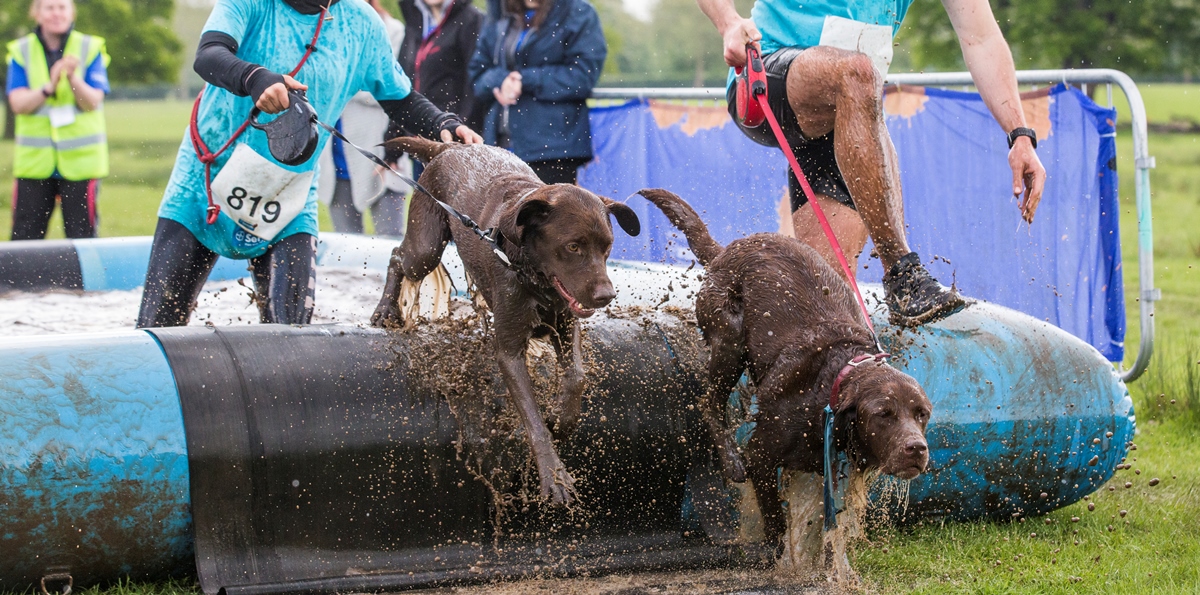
[7,85,53,114]
[68,70,106,112]
[695,0,761,67]
[943,0,1046,222]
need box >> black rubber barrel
[149,313,751,595]
[0,240,83,292]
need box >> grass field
[1,90,1198,594]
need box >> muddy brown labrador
[372,138,640,506]
[639,188,931,540]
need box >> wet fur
[373,137,640,507]
[638,189,931,541]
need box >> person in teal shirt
[138,0,481,328]
[699,0,1047,327]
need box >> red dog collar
[829,353,890,410]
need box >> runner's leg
[783,45,908,268]
[11,178,57,241]
[137,218,220,328]
[250,233,316,324]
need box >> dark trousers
[11,177,100,240]
[137,218,316,328]
[529,157,589,185]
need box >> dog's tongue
[554,278,595,318]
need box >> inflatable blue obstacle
[0,69,1153,593]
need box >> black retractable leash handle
[297,110,515,268]
[250,90,322,166]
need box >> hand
[493,71,522,106]
[441,125,483,144]
[59,55,80,79]
[1008,137,1046,223]
[255,75,308,114]
[720,18,761,68]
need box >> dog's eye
[567,243,580,253]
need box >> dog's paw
[370,298,404,329]
[541,464,578,507]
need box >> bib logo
[232,227,267,250]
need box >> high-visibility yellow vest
[6,31,110,180]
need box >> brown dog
[372,138,640,506]
[639,189,931,540]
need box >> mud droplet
[1105,431,1113,438]
[599,415,608,423]
[1071,516,1080,523]
[1092,438,1101,445]
[1119,510,1127,517]
[1039,492,1048,499]
[1149,478,1160,486]
[1125,482,1133,489]
[1087,502,1096,512]
[1087,455,1099,466]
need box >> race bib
[818,15,894,78]
[48,105,77,128]
[210,143,313,241]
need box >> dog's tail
[637,188,724,267]
[382,136,453,164]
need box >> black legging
[137,218,316,328]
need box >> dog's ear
[498,192,552,246]
[601,197,641,237]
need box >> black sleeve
[194,31,285,102]
[379,91,464,142]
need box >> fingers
[492,87,516,106]
[456,125,483,144]
[255,82,291,114]
[440,129,455,143]
[722,19,762,67]
[1008,142,1046,224]
[282,75,309,91]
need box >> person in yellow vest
[6,0,110,240]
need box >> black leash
[311,117,515,269]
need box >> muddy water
[406,568,835,594]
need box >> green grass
[1,90,1199,593]
[1110,83,1200,127]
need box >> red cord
[189,9,327,225]
[753,68,879,338]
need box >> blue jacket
[469,0,606,162]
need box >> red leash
[189,9,328,225]
[738,45,879,342]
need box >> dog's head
[498,185,640,317]
[836,363,932,480]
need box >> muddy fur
[637,188,933,549]
[373,137,640,507]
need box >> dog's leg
[548,318,585,439]
[371,190,450,328]
[497,341,577,506]
[704,332,749,483]
[746,437,787,545]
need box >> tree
[897,0,1200,76]
[2,0,182,138]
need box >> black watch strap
[1007,127,1037,149]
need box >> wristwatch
[1007,127,1037,149]
[41,84,54,98]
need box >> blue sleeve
[6,59,29,93]
[83,54,110,94]
[363,13,412,101]
[519,7,606,102]
[202,0,254,43]
[469,20,508,100]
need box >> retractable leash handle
[734,46,768,128]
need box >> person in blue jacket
[469,0,606,184]
[136,0,481,328]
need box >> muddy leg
[371,190,450,328]
[549,318,585,439]
[496,330,576,506]
[746,437,786,545]
[704,332,748,483]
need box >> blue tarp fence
[579,84,1124,362]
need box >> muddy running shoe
[883,252,969,327]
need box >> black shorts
[726,47,855,212]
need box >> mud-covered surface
[406,568,840,594]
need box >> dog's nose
[904,439,928,456]
[592,284,616,306]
